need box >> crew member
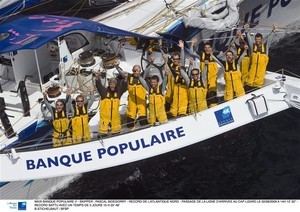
[165,40,188,117]
[116,63,148,128]
[43,92,72,147]
[190,40,219,107]
[213,49,247,100]
[180,59,207,113]
[244,23,277,90]
[139,73,168,125]
[165,40,186,112]
[228,30,251,84]
[95,74,127,136]
[68,87,94,143]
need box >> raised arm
[43,93,54,118]
[118,79,128,96]
[180,67,190,86]
[265,24,277,55]
[138,75,150,92]
[189,38,200,58]
[115,60,127,79]
[86,86,95,111]
[212,54,225,71]
[237,47,248,65]
[94,73,107,99]
[65,89,74,117]
[244,24,253,54]
[178,40,186,66]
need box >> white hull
[1,72,299,181]
[1,71,300,198]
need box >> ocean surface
[24,0,300,199]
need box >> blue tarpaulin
[0,15,156,54]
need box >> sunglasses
[77,100,84,102]
[56,104,63,106]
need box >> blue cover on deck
[0,15,155,54]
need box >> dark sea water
[24,0,300,199]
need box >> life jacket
[165,72,174,104]
[52,110,71,147]
[237,47,242,56]
[148,86,167,124]
[127,74,146,102]
[253,43,266,54]
[53,110,70,136]
[99,89,122,134]
[100,90,120,120]
[247,43,269,87]
[71,105,91,143]
[225,61,237,72]
[200,52,215,71]
[169,63,185,85]
[200,52,218,91]
[188,79,207,112]
[224,60,245,100]
[169,62,180,72]
[224,60,242,81]
[237,47,250,84]
[149,86,163,97]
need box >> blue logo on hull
[18,202,27,210]
[214,106,234,127]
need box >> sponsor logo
[7,202,17,210]
[214,106,234,127]
[18,202,27,210]
[26,126,186,170]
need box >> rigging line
[72,0,88,17]
[141,0,207,34]
[133,0,185,33]
[61,0,85,16]
[16,2,121,16]
[0,0,54,22]
[0,101,40,142]
[0,3,25,23]
[93,0,151,23]
[125,0,146,15]
[281,69,300,78]
[19,0,54,13]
